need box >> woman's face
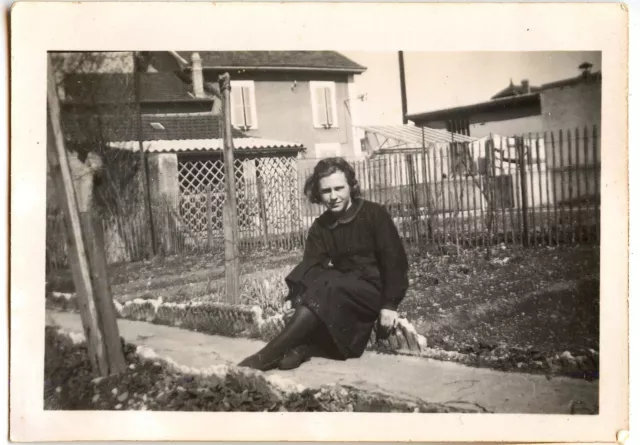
[319,171,352,213]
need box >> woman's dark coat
[285,198,409,359]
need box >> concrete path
[47,311,598,414]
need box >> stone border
[47,292,428,354]
[46,292,599,375]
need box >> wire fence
[46,125,600,269]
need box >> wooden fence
[46,125,601,269]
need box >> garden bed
[44,327,478,413]
[46,243,599,378]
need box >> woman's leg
[238,305,320,371]
[278,322,345,370]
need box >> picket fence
[46,126,600,269]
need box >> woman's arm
[284,221,330,306]
[303,220,330,265]
[373,205,409,311]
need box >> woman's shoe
[278,344,315,370]
[237,352,281,371]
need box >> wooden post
[206,185,213,249]
[257,177,269,247]
[47,56,125,376]
[406,154,421,243]
[518,137,530,247]
[219,73,240,302]
[133,52,156,258]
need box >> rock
[55,387,62,393]
[129,364,136,370]
[117,392,129,402]
[115,403,123,410]
[516,362,525,369]
[92,394,100,403]
[561,351,574,360]
[575,355,590,369]
[111,388,119,396]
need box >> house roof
[491,81,542,100]
[406,93,541,123]
[107,138,304,154]
[408,70,602,123]
[178,51,366,74]
[540,71,602,91]
[360,125,476,151]
[62,72,211,104]
[61,112,247,143]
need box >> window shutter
[324,88,334,126]
[314,87,327,126]
[241,87,253,128]
[231,87,245,127]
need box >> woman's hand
[379,309,399,337]
[283,300,295,321]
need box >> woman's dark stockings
[237,305,320,371]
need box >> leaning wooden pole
[219,73,240,302]
[47,55,126,376]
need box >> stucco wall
[540,80,601,167]
[540,80,601,136]
[203,72,357,160]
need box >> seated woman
[238,157,409,371]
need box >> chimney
[579,62,593,78]
[191,52,205,98]
[521,79,530,94]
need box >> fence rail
[46,126,601,269]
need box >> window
[446,119,470,136]
[310,81,339,129]
[315,142,341,158]
[230,81,258,130]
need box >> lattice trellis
[178,155,301,242]
[255,157,301,236]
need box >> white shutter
[314,87,327,126]
[310,82,338,129]
[324,88,334,126]
[231,86,245,127]
[241,87,253,128]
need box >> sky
[342,51,602,126]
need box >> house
[54,62,307,260]
[406,63,601,167]
[146,51,368,170]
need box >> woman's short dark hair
[303,157,362,205]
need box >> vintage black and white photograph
[10,2,629,442]
[43,49,602,414]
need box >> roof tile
[62,72,198,104]
[178,51,366,73]
[61,112,247,143]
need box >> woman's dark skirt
[285,260,382,359]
